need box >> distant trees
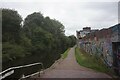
[68,35,77,47]
[2,9,76,68]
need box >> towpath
[33,47,111,78]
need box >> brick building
[77,24,120,75]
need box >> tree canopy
[2,9,76,69]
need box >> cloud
[0,1,118,36]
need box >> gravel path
[33,47,111,78]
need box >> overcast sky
[0,0,119,36]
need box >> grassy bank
[61,48,70,59]
[75,47,111,73]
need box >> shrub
[2,42,25,62]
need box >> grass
[61,48,70,59]
[75,47,112,74]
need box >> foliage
[2,9,76,69]
[2,42,25,62]
[61,48,70,59]
[2,9,22,43]
[68,35,76,47]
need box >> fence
[0,62,44,80]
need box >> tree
[2,9,77,71]
[2,9,22,43]
[68,35,77,47]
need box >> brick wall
[79,24,120,67]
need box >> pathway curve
[33,47,111,78]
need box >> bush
[2,42,26,62]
